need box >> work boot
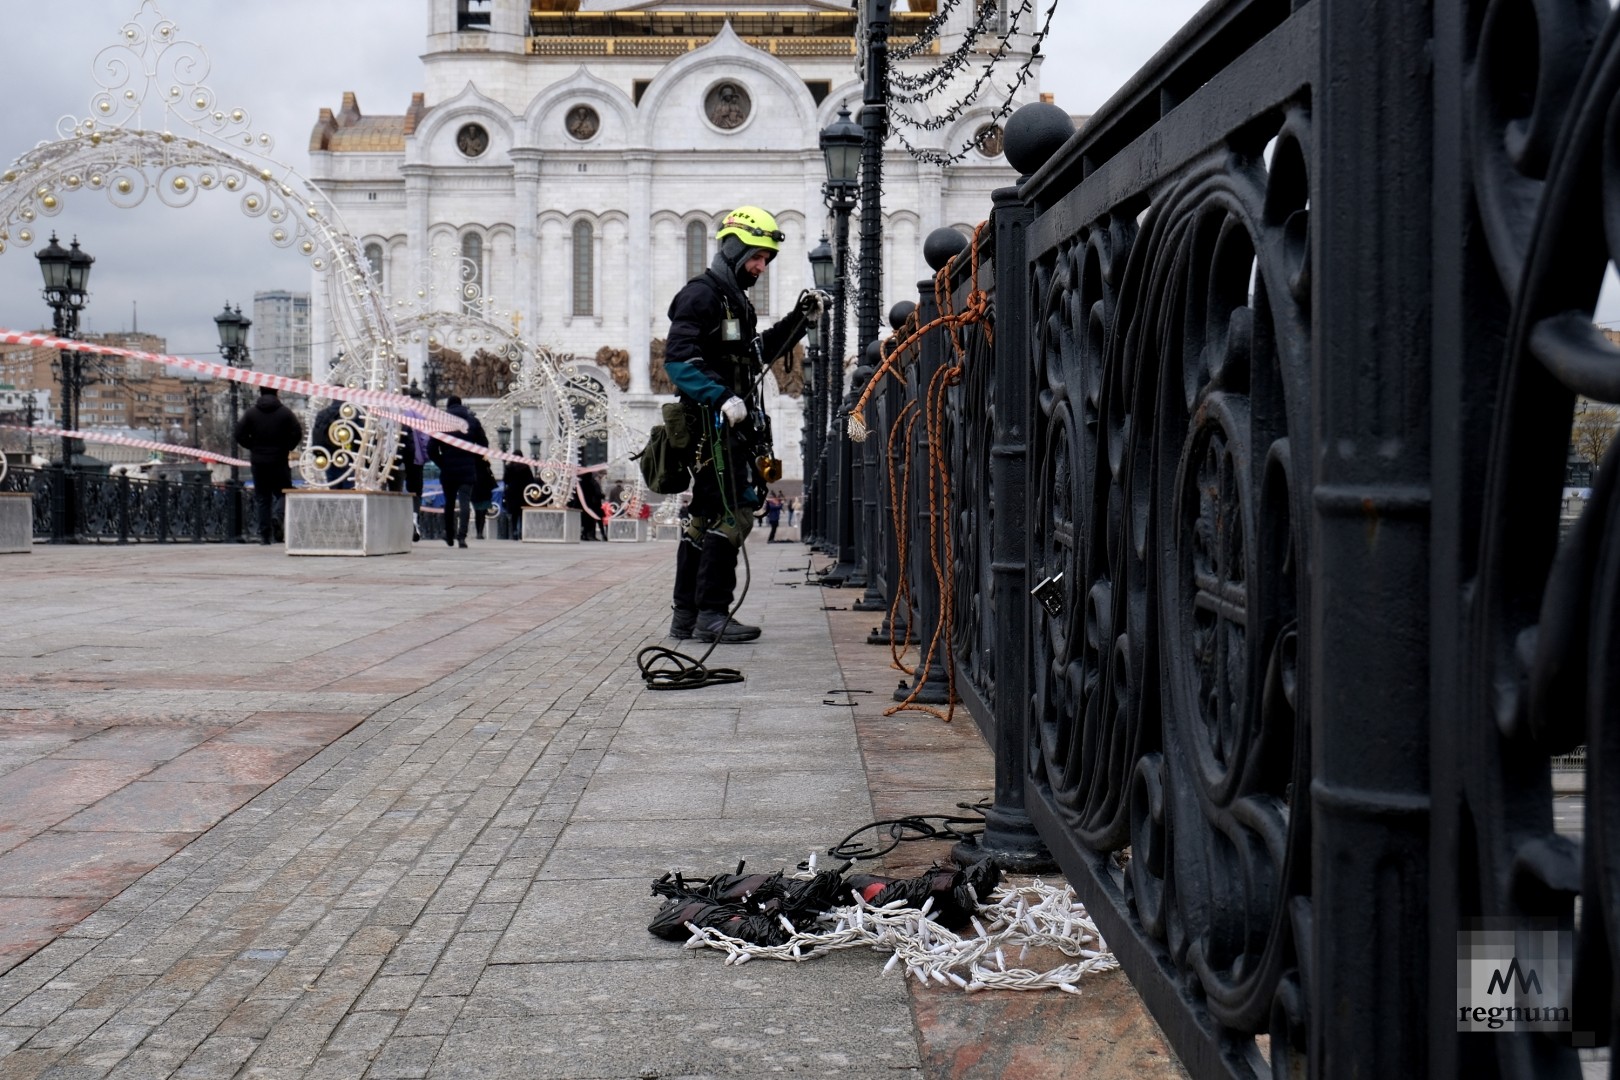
[669,607,698,640]
[694,611,761,643]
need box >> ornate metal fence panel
[990,0,1319,1073]
[1,467,250,542]
[944,235,999,734]
[901,0,1620,1074]
[0,466,55,536]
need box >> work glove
[797,289,832,320]
[720,396,749,427]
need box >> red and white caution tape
[0,329,467,434]
[424,429,611,518]
[0,423,250,467]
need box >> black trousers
[671,427,757,614]
[441,479,472,541]
[250,460,291,541]
[673,530,742,614]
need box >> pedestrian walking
[397,387,432,541]
[502,458,535,540]
[232,386,303,545]
[311,399,356,488]
[426,396,488,548]
[760,491,783,542]
[786,496,798,527]
[662,205,814,642]
[577,471,606,541]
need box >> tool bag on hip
[633,401,700,494]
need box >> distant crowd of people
[234,388,804,548]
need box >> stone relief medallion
[456,122,490,158]
[704,82,751,130]
[565,105,599,141]
[975,123,1004,158]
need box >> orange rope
[878,220,991,722]
[847,222,993,441]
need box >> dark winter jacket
[663,266,802,413]
[233,393,304,465]
[502,461,536,514]
[427,402,487,484]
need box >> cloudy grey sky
[0,0,1205,365]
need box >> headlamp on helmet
[717,206,785,254]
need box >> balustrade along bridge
[796,1,1615,1076]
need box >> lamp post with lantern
[35,233,94,470]
[213,302,251,484]
[36,233,93,542]
[820,107,862,578]
[805,233,835,545]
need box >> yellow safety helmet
[716,206,784,254]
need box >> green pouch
[634,402,700,494]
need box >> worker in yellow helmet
[662,205,825,643]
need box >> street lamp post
[806,234,835,546]
[36,233,93,542]
[214,302,251,484]
[36,234,94,469]
[820,107,862,578]
[847,0,893,592]
[185,381,206,449]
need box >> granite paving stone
[0,539,1182,1079]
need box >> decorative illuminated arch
[0,1,403,490]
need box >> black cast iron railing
[0,466,256,543]
[865,0,1619,1075]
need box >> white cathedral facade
[307,0,1039,480]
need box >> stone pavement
[0,534,1180,1079]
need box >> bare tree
[1572,400,1619,474]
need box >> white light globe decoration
[562,367,649,519]
[0,1,403,491]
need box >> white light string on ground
[679,874,1119,994]
[0,423,250,468]
[0,330,467,434]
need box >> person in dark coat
[577,470,606,541]
[309,398,354,488]
[502,459,535,540]
[233,386,304,545]
[662,205,813,642]
[396,386,433,541]
[760,491,783,542]
[426,395,488,548]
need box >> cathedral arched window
[460,232,483,305]
[685,220,707,281]
[572,220,594,316]
[753,259,770,316]
[364,242,385,293]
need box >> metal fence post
[951,170,1053,872]
[1312,1,1432,1073]
[898,228,967,706]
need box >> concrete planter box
[606,517,647,542]
[0,492,32,553]
[522,507,581,543]
[651,523,683,542]
[285,490,412,556]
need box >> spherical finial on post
[888,300,916,330]
[1004,102,1075,178]
[924,227,970,271]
